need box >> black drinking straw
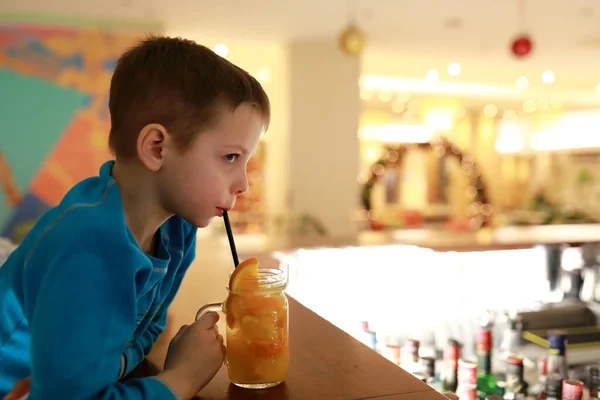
[222,210,240,267]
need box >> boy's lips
[216,207,232,217]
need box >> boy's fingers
[196,311,219,329]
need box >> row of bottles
[357,320,600,400]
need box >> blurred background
[3,1,600,238]
[3,0,600,396]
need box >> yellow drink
[224,268,289,388]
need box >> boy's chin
[193,216,215,228]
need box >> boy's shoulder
[21,164,127,256]
[20,161,196,265]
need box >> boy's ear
[137,123,171,171]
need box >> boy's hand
[3,376,31,400]
[157,312,225,399]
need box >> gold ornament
[338,23,366,55]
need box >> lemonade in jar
[197,257,289,389]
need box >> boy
[0,36,270,399]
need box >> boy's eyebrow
[224,144,250,154]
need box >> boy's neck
[111,160,172,254]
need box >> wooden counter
[193,297,446,400]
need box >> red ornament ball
[511,35,533,58]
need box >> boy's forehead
[214,105,265,141]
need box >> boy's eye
[224,154,239,163]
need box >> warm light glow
[379,90,393,102]
[362,76,515,97]
[516,76,529,91]
[360,90,373,101]
[396,92,411,103]
[360,75,600,106]
[391,101,405,113]
[537,98,550,112]
[530,110,600,151]
[364,145,379,161]
[495,120,526,153]
[424,108,455,131]
[596,84,600,96]
[214,43,228,57]
[256,69,270,83]
[425,69,440,82]
[541,70,555,84]
[522,99,537,113]
[277,246,547,341]
[483,104,498,118]
[361,124,435,143]
[503,110,517,120]
[447,63,462,77]
[550,96,562,109]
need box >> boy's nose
[234,174,249,196]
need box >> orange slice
[225,294,241,329]
[229,257,260,293]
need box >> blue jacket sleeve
[25,243,177,400]
[121,311,167,377]
[121,225,197,377]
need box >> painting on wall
[0,23,139,242]
[0,23,266,242]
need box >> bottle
[457,385,479,400]
[456,359,478,400]
[401,338,421,374]
[504,355,528,400]
[420,356,435,379]
[476,326,498,399]
[421,356,441,390]
[542,373,563,400]
[500,315,522,359]
[590,366,600,399]
[406,338,420,363]
[358,321,377,350]
[442,339,460,392]
[561,379,583,400]
[383,344,401,366]
[530,358,548,399]
[547,330,568,380]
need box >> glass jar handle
[195,302,224,321]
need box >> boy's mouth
[216,207,232,217]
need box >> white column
[286,40,361,243]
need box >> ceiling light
[541,70,555,84]
[516,76,529,91]
[256,69,270,83]
[214,44,228,57]
[484,104,498,118]
[447,63,462,77]
[425,69,440,82]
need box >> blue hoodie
[0,161,197,399]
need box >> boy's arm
[120,310,168,378]
[122,226,197,375]
[25,240,178,400]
